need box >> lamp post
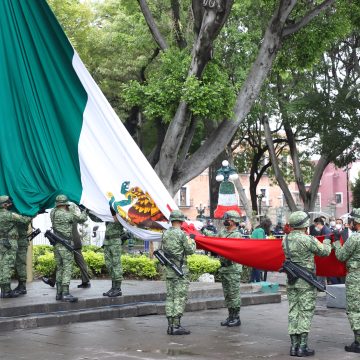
[214,160,241,219]
[215,160,239,183]
[196,203,207,220]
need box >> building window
[179,187,187,207]
[335,192,343,204]
[259,188,269,206]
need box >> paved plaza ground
[0,294,356,360]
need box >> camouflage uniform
[162,210,195,335]
[203,210,242,326]
[283,211,331,356]
[0,195,32,298]
[13,219,32,294]
[103,221,124,297]
[50,195,87,302]
[217,211,243,327]
[333,208,360,353]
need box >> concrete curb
[0,291,280,332]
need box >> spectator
[250,218,272,282]
[329,217,336,232]
[273,222,284,239]
[311,217,331,238]
[239,222,249,237]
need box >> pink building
[175,162,355,223]
[317,163,352,219]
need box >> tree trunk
[208,151,227,218]
[171,1,298,194]
[263,116,298,211]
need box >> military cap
[349,208,360,221]
[223,210,241,221]
[169,210,185,222]
[0,195,10,205]
[55,194,70,207]
[289,211,310,229]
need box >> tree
[132,0,350,195]
[264,34,360,212]
[352,173,360,209]
[49,0,359,198]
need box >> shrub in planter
[83,250,106,275]
[35,252,56,277]
[187,254,221,282]
[82,245,103,253]
[122,254,158,279]
[33,245,53,267]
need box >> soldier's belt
[105,236,120,240]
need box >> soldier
[13,219,32,295]
[50,194,87,302]
[333,208,360,353]
[102,207,124,297]
[41,203,91,289]
[162,210,195,335]
[217,210,243,327]
[69,202,91,288]
[0,195,32,298]
[283,211,331,357]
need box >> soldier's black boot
[13,281,27,295]
[167,317,173,335]
[221,308,231,326]
[108,281,122,297]
[290,334,299,356]
[77,282,91,288]
[42,276,56,287]
[227,308,241,327]
[103,281,115,296]
[55,283,63,301]
[0,284,19,298]
[61,285,78,303]
[344,330,360,353]
[297,333,315,357]
[171,317,191,335]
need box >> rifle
[280,260,336,298]
[26,228,41,242]
[281,235,336,299]
[45,230,91,279]
[153,249,184,277]
[45,230,77,254]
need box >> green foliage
[82,245,104,253]
[35,252,56,277]
[352,173,360,209]
[83,251,106,275]
[187,254,221,281]
[33,245,53,267]
[122,254,159,279]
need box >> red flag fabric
[181,223,346,277]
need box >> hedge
[33,246,249,282]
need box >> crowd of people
[1,194,359,355]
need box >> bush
[122,254,159,279]
[187,254,221,281]
[35,252,56,277]
[83,250,106,275]
[33,245,53,267]
[82,245,103,253]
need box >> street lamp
[215,160,239,182]
[214,160,241,219]
[196,203,207,220]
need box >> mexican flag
[0,0,176,240]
